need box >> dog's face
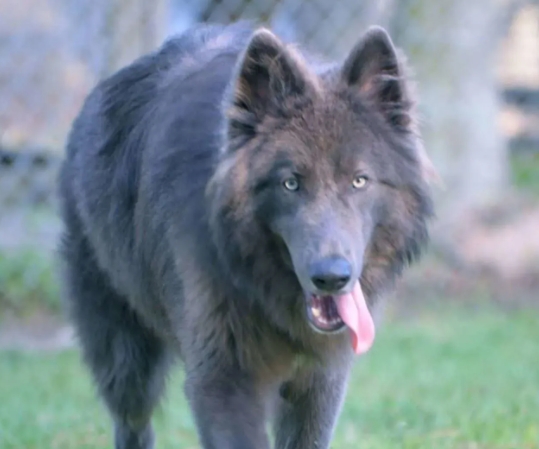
[209,27,434,351]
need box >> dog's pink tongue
[335,281,375,355]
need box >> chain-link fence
[1,0,539,311]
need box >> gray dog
[58,21,434,449]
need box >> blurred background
[0,1,538,448]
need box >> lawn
[1,304,538,449]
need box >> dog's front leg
[184,368,270,449]
[274,366,350,449]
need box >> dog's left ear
[342,26,412,131]
[343,27,442,186]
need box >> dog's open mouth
[307,295,346,332]
[305,280,376,355]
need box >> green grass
[0,204,62,316]
[1,305,538,449]
[511,152,539,197]
[0,247,61,316]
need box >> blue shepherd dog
[58,21,435,449]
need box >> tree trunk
[389,0,509,229]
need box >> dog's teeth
[313,310,327,324]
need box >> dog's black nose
[309,257,352,292]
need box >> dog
[57,21,435,449]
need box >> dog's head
[208,27,435,352]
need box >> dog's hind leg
[273,366,350,449]
[62,235,170,449]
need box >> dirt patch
[0,312,75,351]
[458,204,539,281]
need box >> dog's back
[58,23,259,449]
[58,22,253,334]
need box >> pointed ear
[225,28,312,146]
[342,26,413,130]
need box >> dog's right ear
[224,28,311,147]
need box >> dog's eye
[283,177,299,191]
[352,175,368,189]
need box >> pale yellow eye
[352,175,368,189]
[283,177,299,191]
